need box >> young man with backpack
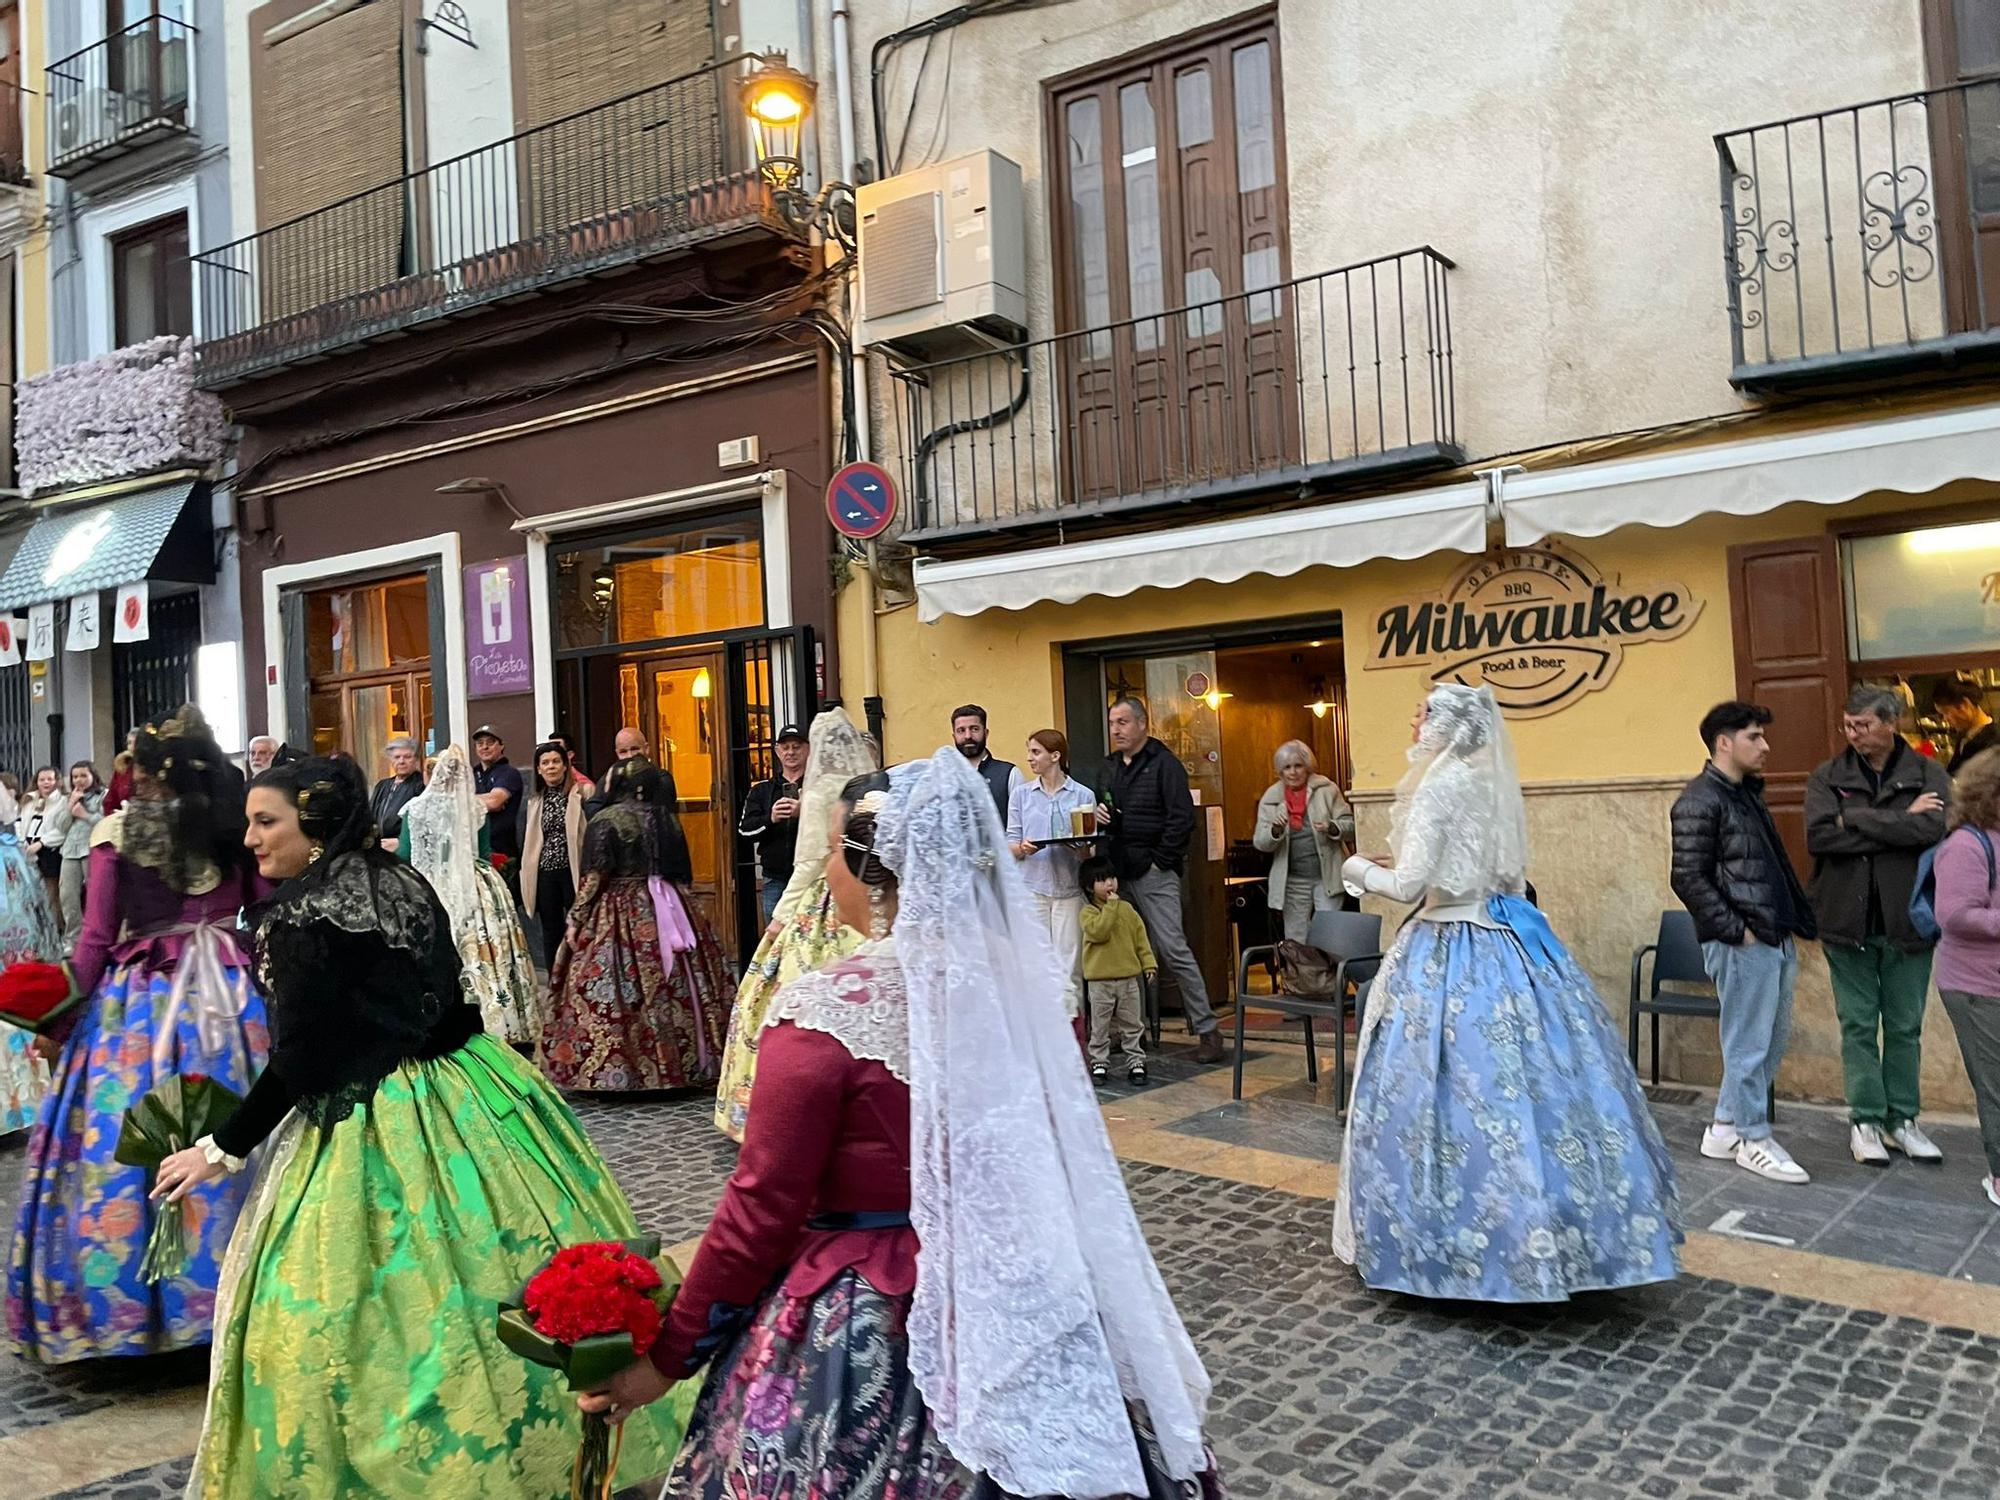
[1670,702,1817,1184]
[1805,686,1952,1167]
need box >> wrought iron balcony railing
[891,248,1460,543]
[192,58,786,386]
[1718,79,2000,390]
[0,82,28,187]
[47,16,194,177]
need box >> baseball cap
[776,723,807,744]
[471,724,503,742]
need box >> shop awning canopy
[913,483,1491,623]
[0,479,210,612]
[1500,403,2000,546]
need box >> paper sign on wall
[26,604,55,662]
[1205,805,1226,862]
[0,617,21,667]
[113,583,150,643]
[65,593,99,652]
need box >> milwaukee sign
[1364,543,1702,717]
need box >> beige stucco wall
[824,0,1927,477]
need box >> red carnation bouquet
[490,851,511,871]
[112,1073,245,1282]
[0,960,83,1036]
[497,1236,681,1500]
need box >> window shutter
[250,0,407,319]
[1726,536,1847,874]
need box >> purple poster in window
[464,558,533,700]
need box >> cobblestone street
[7,1040,2000,1498]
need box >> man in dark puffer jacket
[1670,701,1816,1186]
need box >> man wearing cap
[471,725,525,864]
[739,724,810,924]
[584,726,651,820]
[370,737,426,850]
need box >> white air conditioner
[55,88,130,157]
[857,149,1027,362]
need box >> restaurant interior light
[1906,519,2000,555]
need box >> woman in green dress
[712,707,875,1140]
[155,755,690,1498]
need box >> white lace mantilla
[762,938,909,1083]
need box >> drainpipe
[829,0,884,746]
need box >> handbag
[1276,938,1341,998]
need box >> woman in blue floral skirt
[1332,682,1680,1302]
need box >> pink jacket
[1934,824,2000,997]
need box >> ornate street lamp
[741,56,854,247]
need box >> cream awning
[913,483,1490,623]
[1501,404,2000,546]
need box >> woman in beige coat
[520,740,587,969]
[1252,740,1355,943]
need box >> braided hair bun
[251,755,373,857]
[836,770,895,885]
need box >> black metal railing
[193,57,782,384]
[1718,79,2000,388]
[47,16,194,174]
[891,248,1460,540]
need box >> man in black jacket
[1806,685,1951,1167]
[1670,702,1815,1185]
[1096,697,1223,1063]
[1934,675,2000,775]
[739,724,809,925]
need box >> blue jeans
[761,878,785,925]
[1700,936,1797,1140]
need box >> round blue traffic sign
[826,461,897,540]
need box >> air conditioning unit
[857,149,1026,362]
[56,88,129,157]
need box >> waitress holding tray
[1006,728,1101,1021]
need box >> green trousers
[1823,937,1933,1128]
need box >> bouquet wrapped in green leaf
[112,1073,244,1283]
[497,1236,681,1500]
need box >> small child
[1078,855,1155,1085]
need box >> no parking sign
[825,462,897,541]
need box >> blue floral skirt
[1344,919,1681,1302]
[5,958,269,1362]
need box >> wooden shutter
[509,0,720,239]
[1727,536,1848,874]
[249,0,407,318]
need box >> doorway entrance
[301,572,435,771]
[1061,617,1347,1014]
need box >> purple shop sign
[464,558,533,700]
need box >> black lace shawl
[584,799,694,885]
[251,847,474,1127]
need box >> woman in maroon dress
[541,756,730,1091]
[584,749,1222,1497]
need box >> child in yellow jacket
[1078,855,1155,1084]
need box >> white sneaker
[1984,1176,2000,1210]
[1736,1136,1810,1184]
[1701,1123,1742,1160]
[1851,1123,1891,1166]
[1886,1121,1944,1163]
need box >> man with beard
[951,704,1022,823]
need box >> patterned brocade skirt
[1340,919,1682,1302]
[671,1269,1224,1500]
[542,877,732,1092]
[185,1035,693,1498]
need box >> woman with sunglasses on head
[155,754,690,1497]
[583,748,1222,1499]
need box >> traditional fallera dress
[713,707,872,1140]
[1333,683,1681,1303]
[0,831,58,1134]
[185,847,691,1497]
[6,804,271,1362]
[657,750,1221,1500]
[397,745,541,1046]
[541,795,731,1091]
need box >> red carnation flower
[523,1242,667,1353]
[0,961,77,1029]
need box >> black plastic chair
[1629,909,1775,1119]
[1233,908,1382,1110]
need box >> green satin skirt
[187,1034,694,1498]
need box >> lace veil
[400,744,485,932]
[1387,682,1530,898]
[877,748,1211,1495]
[771,708,876,921]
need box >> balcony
[1719,80,2000,392]
[0,81,28,187]
[47,16,195,178]
[891,248,1461,545]
[192,58,792,388]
